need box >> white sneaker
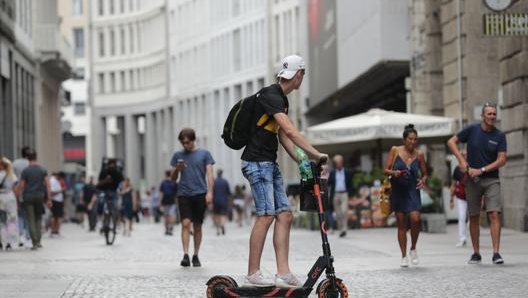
[410,249,419,265]
[455,240,466,247]
[275,272,303,288]
[244,270,274,287]
[400,256,409,267]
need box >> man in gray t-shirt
[16,149,51,250]
[170,128,214,268]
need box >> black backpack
[221,91,271,150]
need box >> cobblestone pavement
[1,217,528,298]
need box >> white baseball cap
[277,55,305,80]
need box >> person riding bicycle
[96,159,124,212]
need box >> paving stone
[1,219,527,297]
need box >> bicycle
[99,191,117,245]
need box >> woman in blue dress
[119,178,136,236]
[384,124,428,267]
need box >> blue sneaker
[492,253,504,264]
[468,253,482,264]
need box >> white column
[91,115,107,176]
[115,116,126,159]
[145,112,156,189]
[154,109,163,186]
[125,113,140,186]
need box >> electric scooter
[206,158,349,298]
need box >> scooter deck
[211,285,312,298]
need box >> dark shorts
[51,201,64,218]
[76,203,87,213]
[178,194,206,224]
[213,203,228,215]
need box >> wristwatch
[480,167,486,173]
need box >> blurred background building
[58,0,91,175]
[88,0,170,190]
[1,0,526,231]
[1,0,72,172]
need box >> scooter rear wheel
[316,278,349,298]
[206,275,238,298]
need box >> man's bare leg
[488,211,501,253]
[274,212,293,275]
[248,216,274,274]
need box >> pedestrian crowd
[0,56,508,294]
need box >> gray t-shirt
[12,158,29,178]
[20,164,48,199]
[170,148,214,197]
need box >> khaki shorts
[465,177,501,217]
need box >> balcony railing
[34,24,73,80]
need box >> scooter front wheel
[316,278,349,298]
[206,275,238,298]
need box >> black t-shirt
[241,84,289,162]
[97,168,124,191]
[82,183,96,204]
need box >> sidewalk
[0,218,527,297]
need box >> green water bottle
[295,146,313,181]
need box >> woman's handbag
[380,147,398,217]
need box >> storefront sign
[484,13,528,36]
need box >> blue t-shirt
[170,148,215,197]
[159,179,177,205]
[213,177,231,206]
[457,123,506,178]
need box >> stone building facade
[410,0,527,231]
[498,0,528,231]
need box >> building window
[73,28,84,58]
[129,70,134,90]
[109,72,115,92]
[109,0,114,14]
[98,0,104,16]
[98,30,105,57]
[119,0,124,13]
[233,0,240,17]
[120,27,126,55]
[98,73,105,93]
[110,28,115,56]
[257,77,265,89]
[73,67,85,79]
[233,29,241,71]
[120,71,125,91]
[72,0,83,16]
[73,102,86,115]
[246,81,253,95]
[129,25,134,53]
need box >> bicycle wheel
[103,211,117,245]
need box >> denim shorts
[241,161,290,216]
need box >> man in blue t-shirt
[212,169,231,236]
[447,103,507,265]
[170,128,215,268]
[159,170,177,236]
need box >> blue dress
[390,156,421,213]
[121,189,134,219]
